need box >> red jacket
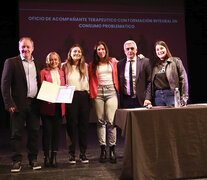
[89,58,119,99]
[40,68,65,116]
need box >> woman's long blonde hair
[45,52,61,70]
[65,44,86,79]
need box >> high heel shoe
[50,152,57,168]
[44,152,50,167]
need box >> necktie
[129,60,134,96]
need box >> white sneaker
[80,154,89,164]
[11,162,22,173]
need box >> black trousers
[65,91,90,155]
[122,94,141,108]
[10,98,40,163]
[41,104,62,153]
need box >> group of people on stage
[1,37,188,173]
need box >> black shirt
[153,64,170,90]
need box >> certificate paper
[37,81,75,103]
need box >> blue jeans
[154,89,174,107]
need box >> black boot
[44,152,50,167]
[99,145,107,163]
[50,152,57,168]
[109,145,117,163]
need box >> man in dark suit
[117,40,152,108]
[1,37,42,172]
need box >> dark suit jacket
[1,55,42,112]
[117,56,152,107]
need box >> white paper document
[37,81,75,103]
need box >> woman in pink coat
[40,52,65,167]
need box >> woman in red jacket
[89,41,119,163]
[40,52,65,167]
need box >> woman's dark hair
[155,40,172,61]
[92,41,110,74]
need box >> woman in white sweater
[62,44,90,164]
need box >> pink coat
[40,68,65,116]
[89,58,119,99]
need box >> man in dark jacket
[1,37,42,172]
[117,40,152,108]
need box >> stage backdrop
[19,1,186,122]
[19,1,187,69]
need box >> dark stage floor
[1,123,207,180]
[0,123,124,180]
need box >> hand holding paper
[37,81,75,103]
